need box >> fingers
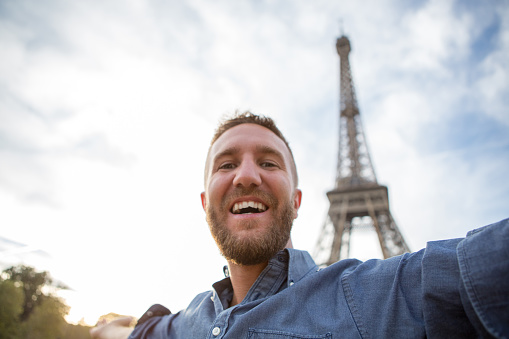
[110,316,135,327]
[89,325,102,338]
[89,316,136,339]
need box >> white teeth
[232,201,267,214]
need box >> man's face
[201,123,302,266]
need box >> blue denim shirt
[130,218,509,338]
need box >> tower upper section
[336,36,359,118]
[334,36,377,188]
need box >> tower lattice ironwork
[313,36,410,266]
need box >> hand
[90,316,135,339]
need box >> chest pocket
[247,329,332,339]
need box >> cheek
[207,176,231,201]
[269,178,294,199]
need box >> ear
[200,192,207,211]
[292,189,302,219]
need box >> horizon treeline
[0,264,91,339]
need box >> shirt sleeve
[421,237,482,338]
[343,218,509,338]
[128,304,173,339]
[456,218,509,338]
[421,218,509,338]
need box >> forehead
[209,123,291,161]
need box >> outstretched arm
[90,317,135,339]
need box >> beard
[206,187,295,266]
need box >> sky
[1,0,508,325]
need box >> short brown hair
[205,111,298,187]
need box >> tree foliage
[0,265,91,339]
[2,265,52,321]
[19,296,70,339]
[0,279,24,339]
[62,322,93,339]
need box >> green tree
[3,265,52,321]
[19,296,70,339]
[61,321,92,339]
[0,265,88,339]
[0,279,24,339]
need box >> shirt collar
[212,249,317,310]
[286,248,319,286]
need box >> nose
[232,160,262,188]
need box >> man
[92,112,509,338]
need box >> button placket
[212,327,221,336]
[208,303,235,338]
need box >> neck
[227,238,293,307]
[227,261,268,307]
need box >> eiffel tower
[314,35,410,266]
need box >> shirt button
[289,281,294,286]
[212,327,221,336]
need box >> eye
[218,163,236,170]
[260,161,278,168]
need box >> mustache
[221,187,278,210]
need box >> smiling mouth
[231,201,268,214]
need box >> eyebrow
[255,145,285,161]
[212,145,286,163]
[213,146,240,162]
